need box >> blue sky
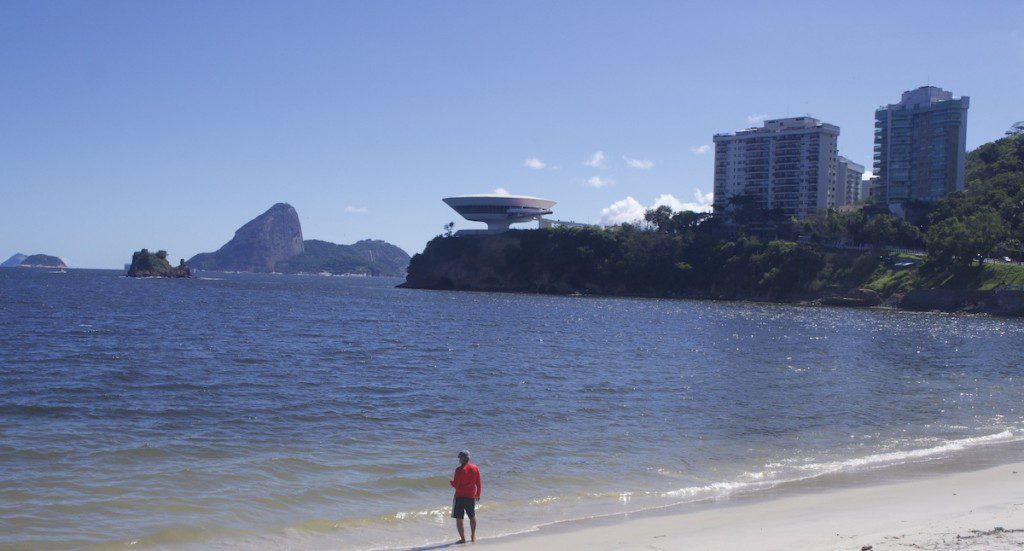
[2,1,1022,267]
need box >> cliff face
[188,203,304,272]
[401,233,539,292]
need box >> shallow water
[1,269,1022,549]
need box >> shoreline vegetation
[401,131,1024,316]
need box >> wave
[789,429,1018,476]
[646,429,1021,502]
[363,428,1023,550]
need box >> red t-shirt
[451,463,481,498]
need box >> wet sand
[474,461,1024,550]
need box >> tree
[926,217,973,267]
[964,208,1009,263]
[926,208,1008,267]
[1006,122,1024,137]
[861,215,897,248]
[443,222,455,238]
[669,210,711,234]
[993,238,1024,261]
[644,206,673,232]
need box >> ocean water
[1,268,1023,549]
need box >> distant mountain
[277,239,411,276]
[19,254,66,268]
[189,203,304,272]
[1,253,27,268]
[188,203,410,276]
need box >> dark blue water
[1,268,1022,549]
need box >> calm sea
[1,268,1022,549]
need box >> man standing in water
[450,450,481,543]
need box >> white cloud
[862,171,875,181]
[524,157,546,169]
[493,187,510,195]
[747,113,768,124]
[689,145,711,155]
[651,193,687,211]
[344,206,368,214]
[623,156,655,169]
[693,188,714,208]
[662,188,714,212]
[585,176,614,188]
[598,189,713,225]
[599,196,646,225]
[583,151,607,168]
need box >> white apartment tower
[874,86,969,205]
[713,117,840,220]
[836,156,865,206]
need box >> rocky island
[2,253,67,269]
[188,203,410,276]
[126,249,191,278]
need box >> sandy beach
[474,461,1024,550]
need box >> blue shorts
[452,497,476,519]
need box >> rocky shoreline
[399,281,1024,317]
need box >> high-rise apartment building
[873,86,969,205]
[713,117,839,220]
[835,156,865,206]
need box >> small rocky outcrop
[980,288,1024,316]
[899,287,1024,316]
[900,289,979,311]
[821,288,882,307]
[127,249,191,278]
[188,203,304,272]
[18,254,67,269]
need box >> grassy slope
[862,261,1024,295]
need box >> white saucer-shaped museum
[443,195,556,233]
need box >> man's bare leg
[456,518,466,543]
[470,517,476,542]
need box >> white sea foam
[650,429,1020,505]
[793,429,1018,475]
